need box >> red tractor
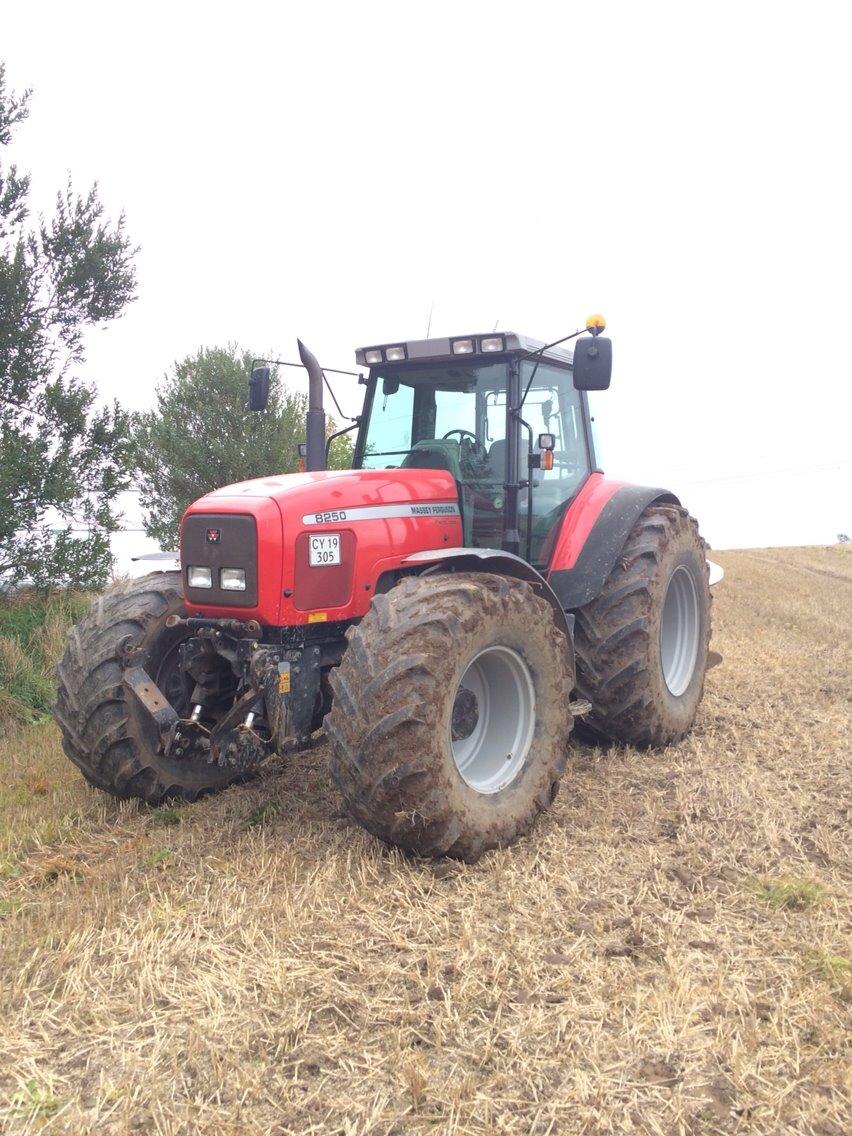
[55,319,719,860]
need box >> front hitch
[124,619,325,768]
[124,664,270,770]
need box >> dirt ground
[0,546,849,1135]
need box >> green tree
[0,63,137,589]
[135,345,354,548]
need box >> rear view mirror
[248,365,271,411]
[572,336,612,391]
[382,377,400,396]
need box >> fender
[547,478,680,611]
[130,551,180,563]
[403,547,575,678]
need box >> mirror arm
[322,375,354,421]
[251,357,362,379]
[325,417,361,464]
[518,326,590,410]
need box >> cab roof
[355,333,574,368]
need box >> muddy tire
[326,572,573,862]
[54,572,245,803]
[573,504,710,746]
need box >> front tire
[326,572,573,862]
[573,504,711,746]
[54,572,246,804]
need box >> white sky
[4,0,851,555]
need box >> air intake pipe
[297,339,326,472]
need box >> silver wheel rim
[660,565,700,696]
[450,645,535,794]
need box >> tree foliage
[0,63,137,588]
[135,345,354,548]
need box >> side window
[361,381,415,468]
[520,361,591,563]
[586,391,603,469]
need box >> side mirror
[572,336,612,391]
[248,365,271,411]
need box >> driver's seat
[400,439,462,481]
[487,438,507,480]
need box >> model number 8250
[312,510,347,524]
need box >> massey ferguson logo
[206,528,221,544]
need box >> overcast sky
[4,1,850,553]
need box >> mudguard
[403,546,575,678]
[547,480,680,611]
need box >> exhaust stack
[297,339,327,472]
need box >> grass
[0,589,90,728]
[751,876,828,910]
[149,806,185,829]
[810,952,852,988]
[11,1079,60,1120]
[0,546,849,1134]
[244,801,280,828]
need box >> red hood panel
[183,468,462,625]
[191,468,459,511]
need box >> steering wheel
[442,429,490,478]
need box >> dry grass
[0,546,849,1135]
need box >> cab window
[519,360,590,564]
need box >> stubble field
[0,546,849,1134]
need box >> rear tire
[326,572,573,862]
[573,504,711,746]
[54,572,246,804]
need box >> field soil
[0,547,849,1134]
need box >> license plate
[309,533,341,567]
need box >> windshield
[358,360,507,473]
[356,358,589,561]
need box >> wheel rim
[450,646,535,794]
[660,565,700,696]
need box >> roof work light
[451,338,475,355]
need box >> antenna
[426,301,434,338]
[493,318,500,332]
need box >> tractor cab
[354,331,606,566]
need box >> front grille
[182,513,259,607]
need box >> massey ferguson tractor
[55,319,720,861]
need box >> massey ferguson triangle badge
[206,528,221,544]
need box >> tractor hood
[181,468,463,625]
[190,467,458,513]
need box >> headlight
[452,338,474,355]
[220,568,246,591]
[384,345,407,361]
[364,348,383,364]
[480,336,505,353]
[188,566,212,589]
